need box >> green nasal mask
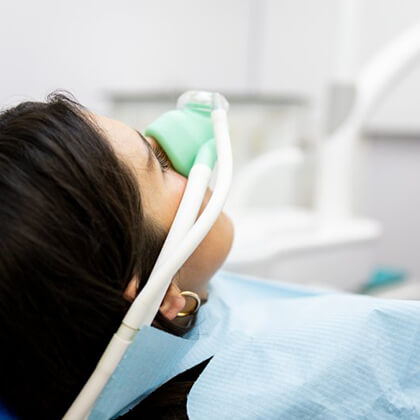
[145,105,217,177]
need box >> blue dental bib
[90,271,420,419]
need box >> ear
[123,276,186,320]
[123,276,138,302]
[159,282,186,320]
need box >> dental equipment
[63,91,232,420]
[318,20,420,220]
[226,19,420,290]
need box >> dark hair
[0,93,194,418]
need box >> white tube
[154,164,212,268]
[123,167,212,329]
[63,334,131,420]
[123,109,232,329]
[63,168,211,420]
[63,108,232,420]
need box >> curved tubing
[152,164,212,269]
[63,108,232,419]
[317,22,420,220]
[63,167,212,420]
[124,110,232,329]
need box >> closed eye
[135,129,169,173]
[151,143,170,173]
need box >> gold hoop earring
[176,291,201,317]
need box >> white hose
[63,108,232,420]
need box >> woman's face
[93,114,234,301]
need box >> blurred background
[1,0,420,297]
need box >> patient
[2,93,420,420]
[0,93,233,419]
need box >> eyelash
[151,144,170,172]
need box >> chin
[217,210,235,266]
[177,210,234,298]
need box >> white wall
[0,0,146,111]
[0,0,253,112]
[1,0,419,129]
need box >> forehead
[93,115,141,152]
[93,114,145,158]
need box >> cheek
[162,170,187,228]
[169,170,187,204]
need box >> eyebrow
[135,130,154,170]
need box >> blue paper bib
[91,271,420,419]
